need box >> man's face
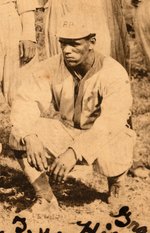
[59,37,92,67]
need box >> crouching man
[9,12,136,215]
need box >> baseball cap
[58,11,95,39]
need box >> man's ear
[89,36,96,50]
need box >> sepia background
[0,1,150,232]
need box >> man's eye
[72,43,78,47]
[60,43,66,47]
[60,42,79,47]
[72,41,80,46]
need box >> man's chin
[65,59,79,67]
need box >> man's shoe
[107,173,129,216]
[19,195,61,217]
[0,143,2,153]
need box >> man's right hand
[19,40,36,64]
[24,135,48,171]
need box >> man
[132,0,150,72]
[9,12,136,214]
[0,0,37,106]
[0,0,38,157]
[43,0,111,59]
[33,0,129,71]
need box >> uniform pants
[10,118,136,183]
[134,0,150,71]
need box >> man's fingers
[57,166,66,183]
[24,47,30,61]
[23,41,36,61]
[27,154,32,166]
[30,47,36,59]
[40,152,48,170]
[26,48,33,60]
[27,152,46,171]
[49,159,62,181]
[52,164,61,182]
[49,159,67,183]
[28,152,36,168]
[19,42,24,58]
[53,162,66,182]
[49,160,57,175]
[62,168,70,182]
[35,153,44,171]
[25,136,47,171]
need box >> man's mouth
[65,56,76,62]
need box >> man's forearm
[17,0,37,14]
[20,11,36,42]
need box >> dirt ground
[0,2,150,233]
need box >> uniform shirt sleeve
[10,60,52,145]
[17,0,49,41]
[17,0,40,41]
[19,11,36,41]
[17,0,39,14]
[71,60,133,164]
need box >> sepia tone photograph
[0,0,150,232]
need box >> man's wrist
[68,147,78,162]
[21,134,38,145]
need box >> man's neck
[74,50,95,78]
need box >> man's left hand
[19,40,36,64]
[49,148,77,183]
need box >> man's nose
[63,45,72,54]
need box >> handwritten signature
[0,206,148,233]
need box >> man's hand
[25,135,48,171]
[49,148,77,183]
[19,40,36,64]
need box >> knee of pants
[92,132,135,177]
[35,118,75,157]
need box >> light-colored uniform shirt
[10,52,135,167]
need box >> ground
[0,2,150,233]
